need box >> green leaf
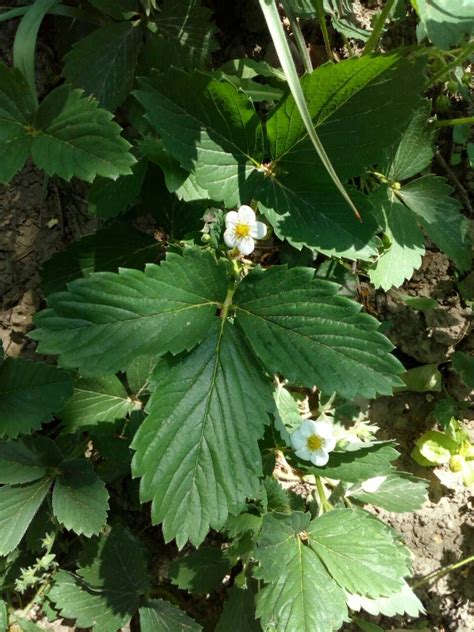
[132,321,273,547]
[0,600,6,632]
[317,442,399,483]
[368,187,425,290]
[139,599,202,632]
[60,375,140,431]
[32,248,228,376]
[398,175,471,272]
[398,364,442,393]
[126,355,156,397]
[41,222,161,296]
[349,472,429,512]
[254,512,348,632]
[52,459,109,536]
[49,526,148,631]
[452,351,474,388]
[385,101,435,181]
[144,0,218,71]
[234,266,404,399]
[308,509,411,597]
[0,62,35,182]
[88,160,147,218]
[0,359,72,438]
[259,53,425,256]
[414,0,474,49]
[216,584,262,632]
[169,546,231,593]
[273,383,303,445]
[64,23,142,112]
[135,69,263,207]
[347,581,425,617]
[89,0,139,20]
[0,477,52,555]
[0,438,55,484]
[413,430,458,466]
[31,85,135,182]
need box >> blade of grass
[281,1,313,73]
[258,0,360,220]
[13,0,59,104]
[314,0,335,61]
[363,0,397,55]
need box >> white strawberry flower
[224,205,267,255]
[291,419,336,467]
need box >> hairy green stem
[363,0,397,55]
[315,477,333,513]
[314,0,335,62]
[412,554,474,589]
[283,1,313,73]
[434,116,474,128]
[428,42,474,87]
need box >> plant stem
[434,116,474,128]
[363,0,397,55]
[283,1,313,73]
[314,0,335,62]
[315,477,332,512]
[412,554,474,589]
[428,42,474,87]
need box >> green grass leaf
[308,509,411,598]
[0,477,52,555]
[40,222,161,296]
[234,266,404,399]
[0,62,35,182]
[63,22,142,111]
[60,375,141,431]
[0,359,72,438]
[52,459,109,536]
[254,512,348,632]
[139,599,202,632]
[32,248,228,376]
[31,85,135,182]
[132,321,273,548]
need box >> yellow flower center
[235,223,251,238]
[307,435,324,451]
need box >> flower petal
[310,449,329,467]
[224,228,237,248]
[250,221,267,240]
[324,436,337,452]
[313,421,334,440]
[291,432,307,450]
[237,205,256,225]
[225,211,238,228]
[299,420,318,437]
[236,236,255,255]
[295,447,311,461]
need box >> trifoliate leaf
[135,69,263,207]
[87,159,147,218]
[0,477,52,555]
[216,584,262,632]
[60,375,140,431]
[414,0,474,49]
[41,222,161,296]
[254,512,348,632]
[0,359,72,437]
[52,459,109,536]
[139,599,202,632]
[346,581,425,617]
[308,509,411,598]
[0,436,61,484]
[49,526,148,631]
[31,85,135,182]
[234,266,404,399]
[317,442,399,483]
[63,22,143,111]
[132,321,273,547]
[0,62,36,182]
[349,472,429,512]
[260,54,425,257]
[398,175,471,272]
[452,351,474,388]
[169,547,231,594]
[368,187,425,290]
[385,101,435,181]
[31,248,228,376]
[144,0,218,70]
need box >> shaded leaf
[216,584,262,632]
[452,351,474,388]
[317,442,399,483]
[87,159,147,219]
[139,599,202,632]
[169,547,231,593]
